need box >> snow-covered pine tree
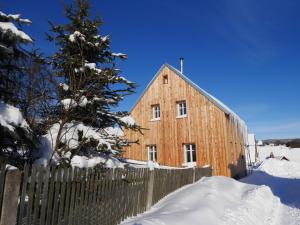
[0,11,36,167]
[46,0,140,164]
[0,11,32,104]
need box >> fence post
[146,169,155,210]
[0,169,22,225]
[192,168,196,183]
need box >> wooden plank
[0,158,6,221]
[26,165,37,225]
[83,168,92,224]
[57,167,68,224]
[50,167,63,225]
[32,167,44,225]
[17,164,29,225]
[45,166,56,225]
[71,168,79,225]
[78,168,86,225]
[63,167,72,225]
[67,167,76,225]
[39,166,51,225]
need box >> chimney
[179,57,184,73]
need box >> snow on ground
[121,176,280,225]
[120,148,300,225]
[256,145,300,163]
[242,155,300,225]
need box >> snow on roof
[131,63,248,141]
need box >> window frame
[176,100,187,118]
[147,145,157,162]
[151,104,160,121]
[183,144,196,166]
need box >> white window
[177,101,187,117]
[184,144,196,163]
[148,145,157,161]
[152,104,160,120]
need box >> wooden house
[123,63,248,177]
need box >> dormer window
[151,104,160,120]
[177,101,187,117]
[163,75,168,84]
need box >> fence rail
[0,161,212,225]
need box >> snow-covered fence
[0,163,212,225]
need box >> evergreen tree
[0,11,32,103]
[0,10,36,167]
[47,0,140,164]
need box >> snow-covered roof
[131,63,246,129]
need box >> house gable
[124,63,247,177]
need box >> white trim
[182,162,197,167]
[176,115,187,119]
[150,118,161,122]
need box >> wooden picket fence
[0,161,212,225]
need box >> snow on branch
[69,31,86,42]
[84,62,102,74]
[0,102,30,132]
[120,115,136,127]
[59,83,69,91]
[0,22,33,42]
[60,96,89,110]
[112,52,128,59]
[0,11,32,24]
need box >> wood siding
[123,66,246,177]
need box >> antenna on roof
[179,57,184,74]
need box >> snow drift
[121,176,280,225]
[256,158,300,178]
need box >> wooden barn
[123,62,248,177]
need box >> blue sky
[3,0,300,139]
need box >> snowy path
[242,158,300,225]
[120,158,300,225]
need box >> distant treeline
[263,139,300,148]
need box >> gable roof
[130,63,247,141]
[132,63,233,115]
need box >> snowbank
[242,157,300,222]
[256,158,300,178]
[121,176,280,225]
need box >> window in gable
[163,75,168,84]
[151,104,160,120]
